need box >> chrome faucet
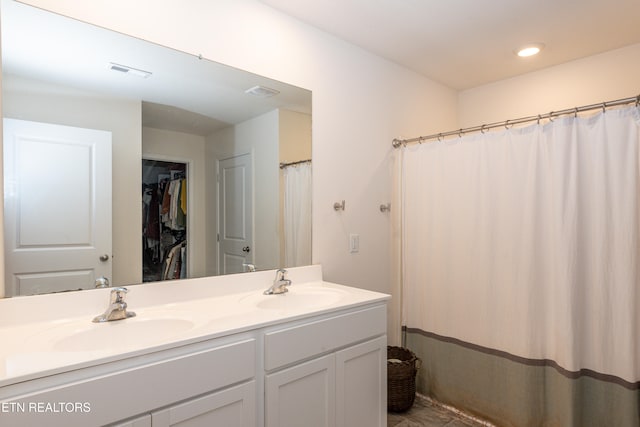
[264,269,291,295]
[243,263,256,272]
[93,287,136,322]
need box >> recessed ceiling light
[515,43,545,57]
[109,62,152,78]
[245,85,280,98]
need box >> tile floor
[387,394,492,427]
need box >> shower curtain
[400,106,640,426]
[283,162,312,267]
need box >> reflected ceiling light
[515,43,545,57]
[245,85,280,98]
[109,62,152,78]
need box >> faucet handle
[110,287,129,303]
[275,268,287,280]
[94,276,110,288]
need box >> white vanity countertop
[0,265,390,388]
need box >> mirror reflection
[1,0,312,297]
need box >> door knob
[99,254,110,262]
[242,246,251,253]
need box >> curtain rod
[392,94,640,148]
[279,159,311,169]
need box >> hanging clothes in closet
[142,160,187,282]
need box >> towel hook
[333,200,346,211]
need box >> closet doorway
[142,158,188,282]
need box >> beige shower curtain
[399,106,640,426]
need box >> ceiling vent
[245,85,280,98]
[109,62,152,78]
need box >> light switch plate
[349,234,360,253]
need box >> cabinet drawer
[264,304,386,371]
[3,338,256,427]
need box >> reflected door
[3,118,112,296]
[218,153,253,274]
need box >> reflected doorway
[3,118,112,296]
[218,153,253,275]
[142,159,187,282]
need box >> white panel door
[218,153,253,275]
[3,118,112,296]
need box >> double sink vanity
[0,265,389,426]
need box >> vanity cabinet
[112,414,151,427]
[151,381,256,427]
[1,299,387,427]
[1,336,256,427]
[265,354,335,427]
[264,305,387,427]
[112,380,255,427]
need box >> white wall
[12,0,636,347]
[142,126,207,279]
[17,0,459,344]
[279,110,312,164]
[459,43,640,127]
[2,74,142,286]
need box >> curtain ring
[458,129,463,138]
[537,114,542,125]
[480,124,486,134]
[418,136,424,144]
[574,107,578,118]
[437,133,443,142]
[602,102,606,113]
[636,95,640,107]
[548,112,555,122]
[505,120,511,130]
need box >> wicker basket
[387,346,421,412]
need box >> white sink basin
[27,316,197,352]
[241,286,349,311]
[53,318,196,351]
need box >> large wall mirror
[1,0,312,297]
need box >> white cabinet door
[110,414,151,427]
[152,381,256,427]
[265,354,335,427]
[335,336,387,427]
